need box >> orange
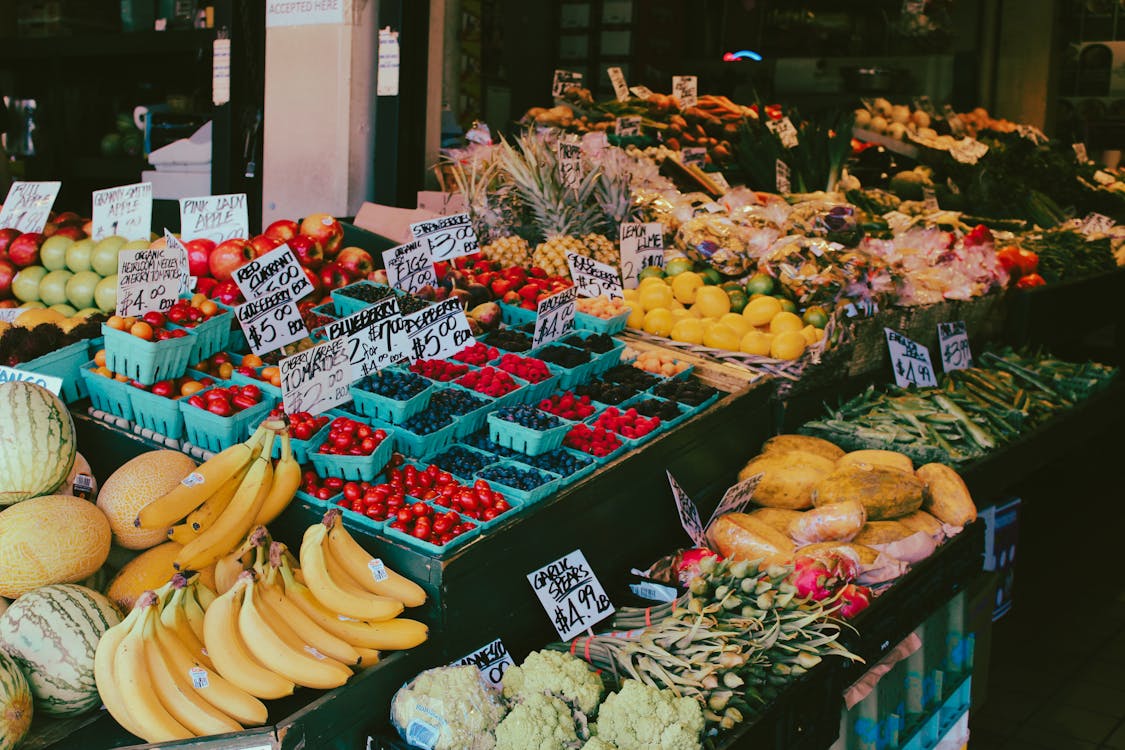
[94,349,107,367]
[106,315,127,331]
[241,353,264,368]
[129,321,153,340]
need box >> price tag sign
[0,309,23,323]
[162,231,195,295]
[382,239,437,294]
[630,85,654,99]
[116,247,187,318]
[922,185,940,212]
[616,116,642,137]
[409,213,479,263]
[707,473,764,529]
[236,290,309,356]
[766,117,799,148]
[0,181,61,233]
[532,287,577,347]
[552,69,584,98]
[667,471,705,547]
[527,549,614,641]
[672,75,698,107]
[1073,142,1089,163]
[619,222,664,288]
[937,321,972,372]
[1079,212,1115,236]
[1016,124,1048,144]
[775,159,791,193]
[566,252,623,300]
[681,147,707,167]
[91,182,152,241]
[279,337,352,416]
[232,244,313,302]
[0,365,63,396]
[710,172,731,191]
[317,297,409,378]
[452,639,513,690]
[557,137,583,191]
[403,298,475,362]
[607,66,629,102]
[885,328,938,388]
[943,104,965,137]
[179,193,249,244]
[844,298,880,318]
[950,138,989,165]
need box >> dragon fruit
[838,583,872,618]
[791,552,859,601]
[675,547,720,586]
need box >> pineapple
[482,235,531,267]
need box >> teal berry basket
[574,308,630,335]
[102,324,195,385]
[369,414,457,460]
[179,387,277,453]
[420,443,501,483]
[172,308,231,362]
[557,330,626,376]
[350,379,434,425]
[127,384,192,440]
[22,339,89,403]
[331,281,388,317]
[511,447,597,488]
[474,460,561,506]
[488,354,560,404]
[79,362,134,421]
[430,493,523,532]
[498,302,537,327]
[308,427,395,482]
[486,411,572,457]
[382,505,481,557]
[621,393,691,433]
[531,345,594,390]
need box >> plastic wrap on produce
[675,213,756,275]
[787,198,865,246]
[390,665,506,750]
[758,235,892,308]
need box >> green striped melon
[0,382,76,506]
[0,650,32,749]
[0,584,120,717]
[0,495,112,598]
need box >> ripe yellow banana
[175,452,273,572]
[238,578,352,690]
[114,598,194,743]
[142,607,242,736]
[355,647,381,668]
[181,584,207,642]
[138,425,266,529]
[202,576,295,700]
[95,606,147,740]
[150,607,268,727]
[257,574,360,666]
[277,556,428,650]
[185,442,259,532]
[213,526,269,594]
[300,524,403,621]
[323,511,426,607]
[194,579,217,610]
[254,430,301,526]
[167,522,198,546]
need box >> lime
[746,272,775,296]
[664,257,694,277]
[720,281,743,294]
[802,305,829,329]
[700,268,723,286]
[727,290,749,314]
[777,297,798,314]
[639,265,666,280]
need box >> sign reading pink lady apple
[382,239,437,294]
[0,181,61,233]
[178,193,249,244]
[91,182,152,241]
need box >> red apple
[299,214,343,259]
[8,232,45,268]
[208,238,255,282]
[184,238,216,278]
[0,228,20,261]
[41,222,57,238]
[0,259,14,299]
[195,276,218,297]
[288,233,324,271]
[53,225,87,241]
[54,211,82,226]
[319,262,349,291]
[248,234,281,258]
[303,265,324,297]
[0,299,17,309]
[210,280,243,305]
[264,219,299,243]
[336,246,374,280]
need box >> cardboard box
[416,191,467,216]
[352,202,441,247]
[141,169,210,201]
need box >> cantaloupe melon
[0,382,76,506]
[0,495,112,598]
[0,649,32,748]
[96,450,197,550]
[50,451,97,500]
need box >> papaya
[706,513,795,562]
[812,464,925,520]
[797,541,884,566]
[852,520,916,547]
[748,507,804,535]
[916,463,977,526]
[899,510,945,542]
[761,434,845,462]
[789,500,866,544]
[837,449,914,473]
[738,451,835,510]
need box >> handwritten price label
[279,337,352,416]
[709,473,764,529]
[382,239,437,294]
[232,244,313,302]
[1079,212,1115,236]
[619,222,664,288]
[557,137,583,191]
[566,252,623,300]
[452,639,513,690]
[885,328,938,388]
[629,85,654,99]
[775,159,791,193]
[616,116,642,138]
[672,75,698,107]
[607,66,629,102]
[766,117,799,149]
[0,365,63,396]
[409,213,479,263]
[528,550,614,641]
[179,193,249,244]
[317,297,409,378]
[0,181,61,233]
[91,182,152,241]
[532,287,578,347]
[552,69,584,98]
[937,321,972,372]
[681,147,707,167]
[667,470,705,547]
[116,247,187,318]
[236,290,308,356]
[403,298,474,362]
[950,137,988,165]
[922,185,940,212]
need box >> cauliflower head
[495,693,580,750]
[501,649,604,714]
[391,665,505,750]
[594,680,705,750]
[581,738,619,750]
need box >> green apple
[13,266,48,302]
[40,235,74,271]
[74,307,100,319]
[121,239,150,251]
[94,274,118,313]
[66,238,96,273]
[17,300,45,309]
[49,303,77,317]
[91,236,127,277]
[66,270,101,310]
[39,269,74,306]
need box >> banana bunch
[136,419,301,572]
[95,576,269,744]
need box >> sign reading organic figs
[179,193,249,244]
[0,181,61,233]
[382,239,437,294]
[91,182,152,241]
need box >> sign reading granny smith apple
[92,182,152,241]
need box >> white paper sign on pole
[607,66,629,102]
[266,0,346,26]
[532,287,578,347]
[382,239,437,294]
[409,213,479,263]
[279,338,352,416]
[527,550,614,641]
[377,27,400,97]
[885,328,938,388]
[403,298,475,362]
[115,247,187,318]
[236,290,308,356]
[566,252,623,300]
[618,222,664,288]
[451,639,514,690]
[0,365,63,396]
[179,194,249,244]
[231,244,313,302]
[91,182,152,241]
[0,181,61,233]
[937,321,973,372]
[672,75,698,107]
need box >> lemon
[643,308,674,336]
[802,305,829,329]
[693,286,731,318]
[670,317,705,344]
[639,276,668,290]
[622,288,638,301]
[703,323,741,351]
[625,302,645,329]
[770,330,807,360]
[740,330,773,356]
[769,311,804,334]
[743,296,782,326]
[669,298,685,310]
[670,309,693,321]
[638,284,674,311]
[719,313,751,337]
[800,324,820,345]
[671,271,705,304]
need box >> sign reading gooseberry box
[236,290,308,356]
[566,251,623,300]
